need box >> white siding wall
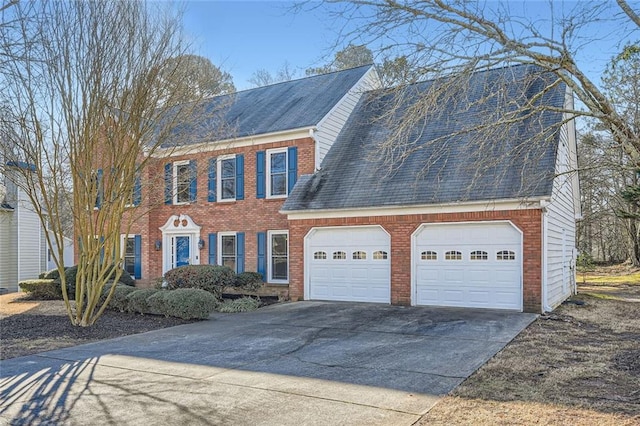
[314,67,381,168]
[0,210,18,292]
[16,186,45,284]
[545,91,579,310]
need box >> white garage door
[414,222,522,310]
[306,226,390,303]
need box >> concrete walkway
[0,302,536,425]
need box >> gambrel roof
[283,64,566,212]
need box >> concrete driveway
[0,301,536,425]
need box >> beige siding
[545,93,579,310]
[315,67,381,168]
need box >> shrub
[18,279,61,299]
[54,265,134,300]
[162,288,218,320]
[217,297,261,313]
[234,272,264,292]
[164,265,235,300]
[124,288,159,314]
[147,290,172,316]
[108,284,138,312]
[41,268,62,281]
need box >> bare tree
[157,54,235,101]
[0,1,225,326]
[319,1,640,168]
[306,44,374,75]
[248,61,298,87]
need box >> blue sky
[182,1,637,91]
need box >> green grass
[579,272,640,285]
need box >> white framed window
[333,251,346,260]
[217,154,236,201]
[266,148,287,198]
[268,230,288,283]
[173,160,191,204]
[218,232,237,271]
[121,235,136,276]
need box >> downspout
[540,200,552,312]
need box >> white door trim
[159,214,202,274]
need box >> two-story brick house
[109,63,579,313]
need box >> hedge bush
[146,290,172,316]
[164,265,235,300]
[217,296,261,313]
[125,288,160,313]
[18,279,61,299]
[234,272,264,292]
[162,288,218,320]
[108,284,138,312]
[39,268,62,281]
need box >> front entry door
[174,236,190,268]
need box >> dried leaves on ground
[420,267,640,425]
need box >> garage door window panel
[445,251,462,260]
[421,251,437,260]
[333,251,346,260]
[470,250,488,260]
[314,251,327,260]
[352,251,367,260]
[497,250,516,260]
[373,250,387,260]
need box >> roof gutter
[282,196,551,219]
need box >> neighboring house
[0,163,48,293]
[46,231,75,271]
[110,64,579,313]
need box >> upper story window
[174,161,191,204]
[256,147,297,199]
[208,155,244,203]
[219,156,236,201]
[165,160,196,205]
[267,148,287,198]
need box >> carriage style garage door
[306,226,390,303]
[413,222,522,310]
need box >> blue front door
[175,236,190,267]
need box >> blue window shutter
[257,232,266,280]
[287,147,298,194]
[96,169,103,209]
[133,172,141,206]
[236,232,245,273]
[236,154,244,200]
[189,160,197,202]
[208,233,217,265]
[164,163,172,205]
[208,158,216,202]
[134,235,142,279]
[256,151,265,199]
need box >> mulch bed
[0,298,197,360]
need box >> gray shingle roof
[282,64,566,212]
[162,65,372,147]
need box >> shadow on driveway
[0,302,536,425]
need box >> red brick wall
[288,209,543,313]
[128,137,315,281]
